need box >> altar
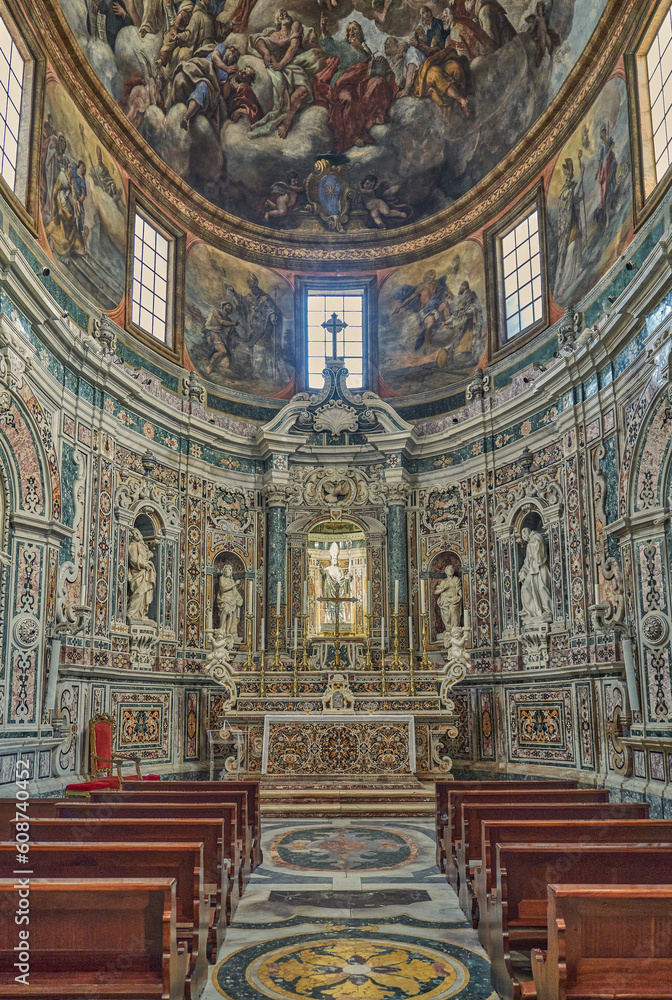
[261,713,416,776]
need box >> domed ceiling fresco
[56,0,608,236]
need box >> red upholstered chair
[65,713,160,796]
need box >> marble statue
[320,541,351,623]
[217,564,243,636]
[519,526,552,619]
[435,564,462,632]
[127,528,156,620]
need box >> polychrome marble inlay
[270,827,418,872]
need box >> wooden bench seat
[14,817,231,955]
[124,780,262,869]
[475,817,672,950]
[448,790,610,901]
[489,843,672,1000]
[532,885,672,1000]
[0,841,208,998]
[435,781,577,871]
[87,790,252,890]
[52,801,241,901]
[0,877,189,999]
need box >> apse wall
[0,0,671,810]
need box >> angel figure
[525,1,559,67]
[358,174,412,229]
[257,171,305,225]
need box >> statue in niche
[127,528,156,620]
[216,564,243,636]
[435,564,462,636]
[519,526,553,620]
[320,541,351,624]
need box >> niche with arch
[516,509,554,624]
[128,513,160,623]
[212,551,246,639]
[429,551,463,645]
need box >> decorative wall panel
[507,688,575,765]
[110,691,172,762]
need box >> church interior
[1,0,672,995]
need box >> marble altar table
[261,713,416,776]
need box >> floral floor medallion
[270,827,418,872]
[215,932,494,1000]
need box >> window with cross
[306,291,364,390]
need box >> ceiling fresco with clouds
[56,0,608,236]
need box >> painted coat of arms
[307,160,353,232]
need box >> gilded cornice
[24,0,642,268]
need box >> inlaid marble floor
[204,818,497,1000]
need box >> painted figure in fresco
[203,300,237,375]
[555,155,584,297]
[69,160,88,238]
[453,279,483,359]
[315,17,397,152]
[258,171,305,225]
[320,542,352,624]
[595,124,618,230]
[41,132,68,225]
[157,6,194,72]
[525,1,559,67]
[216,564,243,636]
[171,0,215,57]
[175,43,241,130]
[465,0,516,49]
[228,67,263,124]
[418,6,444,49]
[436,564,463,632]
[412,37,472,116]
[440,7,494,61]
[393,269,451,351]
[358,174,412,229]
[519,526,553,619]
[384,37,425,95]
[45,166,88,258]
[87,0,133,51]
[127,528,156,620]
[88,145,121,207]
[248,9,325,141]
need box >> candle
[248,579,253,609]
[594,583,601,605]
[260,617,265,650]
[276,581,281,616]
[381,617,385,650]
[408,616,413,650]
[420,579,426,614]
[367,580,371,612]
[206,608,213,631]
[363,579,367,612]
[303,580,308,613]
[464,607,471,629]
[293,617,298,649]
[394,579,399,615]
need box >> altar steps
[259,778,435,817]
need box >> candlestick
[276,581,281,616]
[244,613,254,669]
[380,647,387,696]
[273,605,283,667]
[408,615,413,651]
[394,579,399,615]
[301,612,311,669]
[408,628,416,698]
[380,616,385,651]
[293,617,298,649]
[260,617,265,651]
[391,611,402,669]
[363,612,374,670]
[420,578,426,614]
[259,648,266,698]
[292,645,299,699]
[420,611,430,669]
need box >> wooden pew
[52,801,242,899]
[489,843,672,1000]
[124,780,262,869]
[446,789,610,895]
[532,884,672,1000]
[0,842,208,999]
[475,816,672,950]
[455,796,643,915]
[0,877,189,999]
[87,790,252,890]
[15,817,231,954]
[0,798,61,838]
[434,781,577,870]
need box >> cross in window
[321,312,348,360]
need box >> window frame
[125,186,185,364]
[626,0,672,227]
[0,0,45,233]
[484,181,549,364]
[294,274,377,394]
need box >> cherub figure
[258,171,305,225]
[358,174,412,229]
[525,1,559,67]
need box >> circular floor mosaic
[270,827,418,872]
[215,932,495,1000]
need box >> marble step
[261,799,435,815]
